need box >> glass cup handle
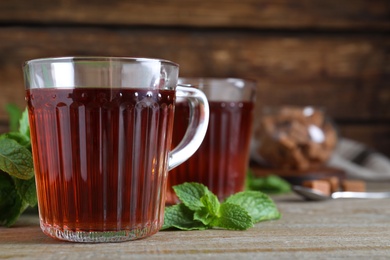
[168,85,209,171]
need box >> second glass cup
[166,78,257,204]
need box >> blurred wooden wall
[0,0,389,156]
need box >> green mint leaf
[201,192,220,216]
[5,104,23,132]
[225,191,281,223]
[173,182,209,211]
[211,203,253,230]
[194,193,220,225]
[0,172,28,227]
[0,172,14,209]
[0,132,31,149]
[0,138,34,180]
[261,175,291,193]
[162,203,207,231]
[14,176,37,207]
[246,171,291,194]
[19,108,30,138]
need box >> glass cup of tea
[166,78,256,204]
[23,57,209,242]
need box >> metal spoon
[292,185,390,201]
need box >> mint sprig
[0,107,36,227]
[162,182,280,231]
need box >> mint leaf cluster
[162,182,281,231]
[0,108,36,227]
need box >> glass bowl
[253,106,338,170]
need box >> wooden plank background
[0,0,389,156]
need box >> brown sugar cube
[287,120,310,144]
[341,180,366,192]
[302,180,331,196]
[303,142,323,161]
[307,109,325,127]
[278,133,296,150]
[290,148,310,170]
[321,176,340,193]
[322,123,338,149]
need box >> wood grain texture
[1,184,390,259]
[0,0,389,30]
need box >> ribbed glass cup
[23,57,209,242]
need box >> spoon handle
[331,191,390,199]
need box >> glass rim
[23,56,179,67]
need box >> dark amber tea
[23,57,209,243]
[166,100,254,204]
[27,87,175,239]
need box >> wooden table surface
[1,182,389,259]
